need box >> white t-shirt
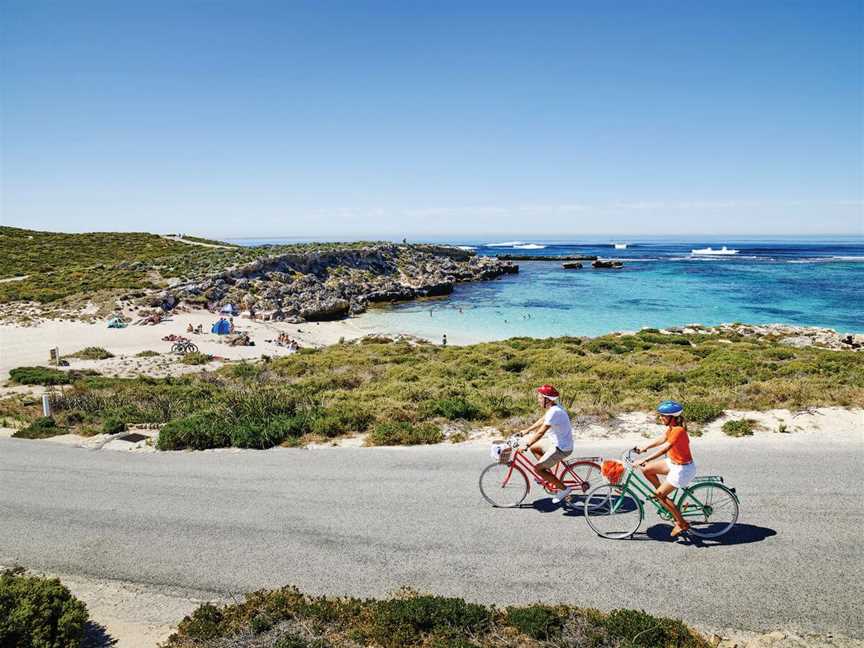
[543,404,573,452]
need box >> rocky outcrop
[663,323,864,351]
[168,244,517,322]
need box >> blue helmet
[657,400,684,417]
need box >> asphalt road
[1,434,862,636]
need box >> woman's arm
[636,435,666,454]
[638,441,671,466]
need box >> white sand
[0,311,381,379]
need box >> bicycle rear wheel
[584,484,643,539]
[558,459,601,494]
[479,463,529,508]
[678,482,738,538]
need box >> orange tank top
[665,425,692,464]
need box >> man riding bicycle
[518,384,574,503]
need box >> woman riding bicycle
[634,400,697,537]
[518,384,574,503]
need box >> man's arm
[518,415,546,436]
[521,422,551,449]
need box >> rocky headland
[154,244,518,322]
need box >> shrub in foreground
[68,346,114,360]
[13,416,64,439]
[0,567,89,648]
[367,421,444,446]
[164,586,709,648]
[722,419,756,437]
[181,352,212,365]
[9,366,71,385]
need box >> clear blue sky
[2,1,862,239]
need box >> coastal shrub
[67,346,114,360]
[102,416,127,434]
[309,402,373,437]
[136,350,160,357]
[164,586,708,648]
[9,366,71,385]
[602,608,702,647]
[683,400,725,423]
[425,397,483,420]
[722,419,756,437]
[157,411,231,450]
[181,351,211,365]
[367,421,443,446]
[501,358,528,373]
[506,605,564,640]
[0,568,89,648]
[13,416,64,439]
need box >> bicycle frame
[612,465,732,521]
[502,449,596,494]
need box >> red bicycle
[479,436,602,508]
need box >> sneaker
[552,487,573,504]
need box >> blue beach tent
[211,318,231,335]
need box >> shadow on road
[82,621,117,648]
[645,523,777,546]
[524,497,593,515]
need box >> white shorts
[665,457,697,488]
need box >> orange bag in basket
[602,460,626,484]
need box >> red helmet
[536,384,560,400]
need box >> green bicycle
[584,449,739,539]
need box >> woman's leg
[642,458,668,488]
[655,481,688,531]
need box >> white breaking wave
[832,256,864,261]
[513,243,546,250]
[456,245,477,251]
[485,241,526,247]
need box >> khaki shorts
[536,445,572,470]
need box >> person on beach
[517,384,574,503]
[442,334,447,346]
[634,400,696,537]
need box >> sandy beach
[0,310,400,380]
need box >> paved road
[1,435,862,636]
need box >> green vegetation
[102,416,127,434]
[67,346,114,360]
[164,587,708,648]
[9,366,72,385]
[13,416,64,439]
[722,419,757,437]
[0,226,390,304]
[5,331,861,448]
[180,351,212,365]
[137,350,161,357]
[0,567,89,648]
[367,421,444,445]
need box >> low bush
[157,412,231,450]
[181,352,211,365]
[68,346,114,360]
[9,366,71,385]
[425,397,482,420]
[136,350,160,357]
[505,604,564,640]
[0,567,89,648]
[684,400,725,424]
[13,416,64,439]
[164,586,709,648]
[367,421,443,446]
[102,416,127,434]
[722,419,756,437]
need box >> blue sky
[1,1,862,238]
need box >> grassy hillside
[0,226,383,304]
[4,330,861,447]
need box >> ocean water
[356,238,864,341]
[234,237,864,341]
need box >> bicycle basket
[490,442,512,464]
[601,459,626,485]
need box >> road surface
[0,434,861,636]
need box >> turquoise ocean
[234,237,864,343]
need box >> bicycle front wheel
[584,484,643,539]
[678,483,739,538]
[479,463,529,508]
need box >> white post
[42,394,52,417]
